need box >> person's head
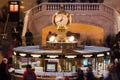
[114,58,118,64]
[107,63,114,72]
[86,66,92,72]
[48,31,52,34]
[3,58,8,64]
[26,64,32,70]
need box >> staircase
[0,22,16,43]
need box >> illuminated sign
[9,1,20,21]
[9,1,19,12]
[10,4,18,12]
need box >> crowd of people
[76,61,120,80]
[104,59,120,80]
[0,56,120,80]
[77,59,120,80]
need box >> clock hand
[56,18,63,23]
[58,16,63,22]
[59,18,63,22]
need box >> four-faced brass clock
[52,8,71,29]
[52,6,72,41]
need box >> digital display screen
[83,59,88,67]
[47,64,56,72]
[45,60,57,72]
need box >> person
[110,59,120,80]
[117,60,120,80]
[84,66,96,80]
[0,58,11,80]
[46,31,52,41]
[76,65,84,80]
[23,64,37,80]
[103,70,112,80]
[103,63,113,80]
[11,26,21,46]
[25,29,34,45]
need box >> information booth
[12,45,110,80]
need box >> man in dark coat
[0,58,11,80]
[76,66,84,80]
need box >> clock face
[54,14,69,27]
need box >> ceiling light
[65,55,76,58]
[107,52,110,55]
[83,55,92,57]
[97,54,104,57]
[19,53,26,56]
[47,55,58,58]
[13,51,17,55]
[31,54,41,57]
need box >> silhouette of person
[46,31,52,41]
[0,58,11,80]
[25,29,34,45]
[76,65,84,80]
[85,66,96,80]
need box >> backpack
[25,72,35,80]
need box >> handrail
[27,2,116,30]
[0,13,9,39]
[26,2,115,24]
[30,3,114,16]
[4,14,9,34]
[23,2,116,28]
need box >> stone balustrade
[30,3,114,19]
[27,2,116,30]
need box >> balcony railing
[29,2,115,20]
